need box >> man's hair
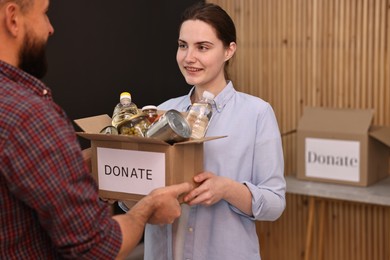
[0,0,33,13]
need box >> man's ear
[4,3,21,37]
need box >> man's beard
[18,31,48,79]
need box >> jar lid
[142,105,158,111]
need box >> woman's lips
[185,66,202,72]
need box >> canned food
[100,125,119,135]
[117,113,151,137]
[145,109,191,143]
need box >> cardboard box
[297,107,390,186]
[75,114,223,201]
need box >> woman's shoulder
[235,91,272,111]
[158,95,188,110]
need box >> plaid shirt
[0,61,122,259]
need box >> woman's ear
[224,42,237,62]
[4,3,21,37]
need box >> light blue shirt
[144,81,286,260]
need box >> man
[0,0,192,258]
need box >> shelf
[286,175,390,206]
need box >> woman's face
[176,19,235,90]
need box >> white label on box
[97,147,165,195]
[305,138,360,182]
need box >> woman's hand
[183,172,229,206]
[184,171,254,216]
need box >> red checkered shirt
[0,60,122,259]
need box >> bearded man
[0,0,192,258]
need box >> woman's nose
[184,48,196,63]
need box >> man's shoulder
[0,80,48,134]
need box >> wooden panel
[255,194,390,260]
[209,0,390,175]
[207,0,390,259]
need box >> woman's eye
[178,43,187,49]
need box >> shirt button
[42,89,48,95]
[188,227,193,232]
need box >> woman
[144,3,286,260]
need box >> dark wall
[43,0,202,148]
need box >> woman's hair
[179,2,236,78]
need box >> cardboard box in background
[75,114,223,201]
[297,107,390,186]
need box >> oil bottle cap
[120,92,131,100]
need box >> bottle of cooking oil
[186,90,215,139]
[111,91,138,127]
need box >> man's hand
[113,183,193,258]
[144,182,193,224]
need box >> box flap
[74,114,112,133]
[77,132,170,145]
[75,114,227,146]
[77,132,226,146]
[297,107,374,134]
[173,136,227,145]
[369,126,390,147]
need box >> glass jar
[142,105,159,124]
[117,113,151,137]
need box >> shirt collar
[182,81,236,113]
[0,60,52,98]
[213,81,235,112]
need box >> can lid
[142,105,158,111]
[99,126,119,135]
[165,110,191,138]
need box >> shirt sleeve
[3,100,122,258]
[242,104,286,221]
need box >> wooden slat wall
[257,194,390,260]
[207,0,390,259]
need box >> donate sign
[97,147,166,195]
[305,138,360,182]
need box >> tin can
[100,125,119,135]
[145,109,191,143]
